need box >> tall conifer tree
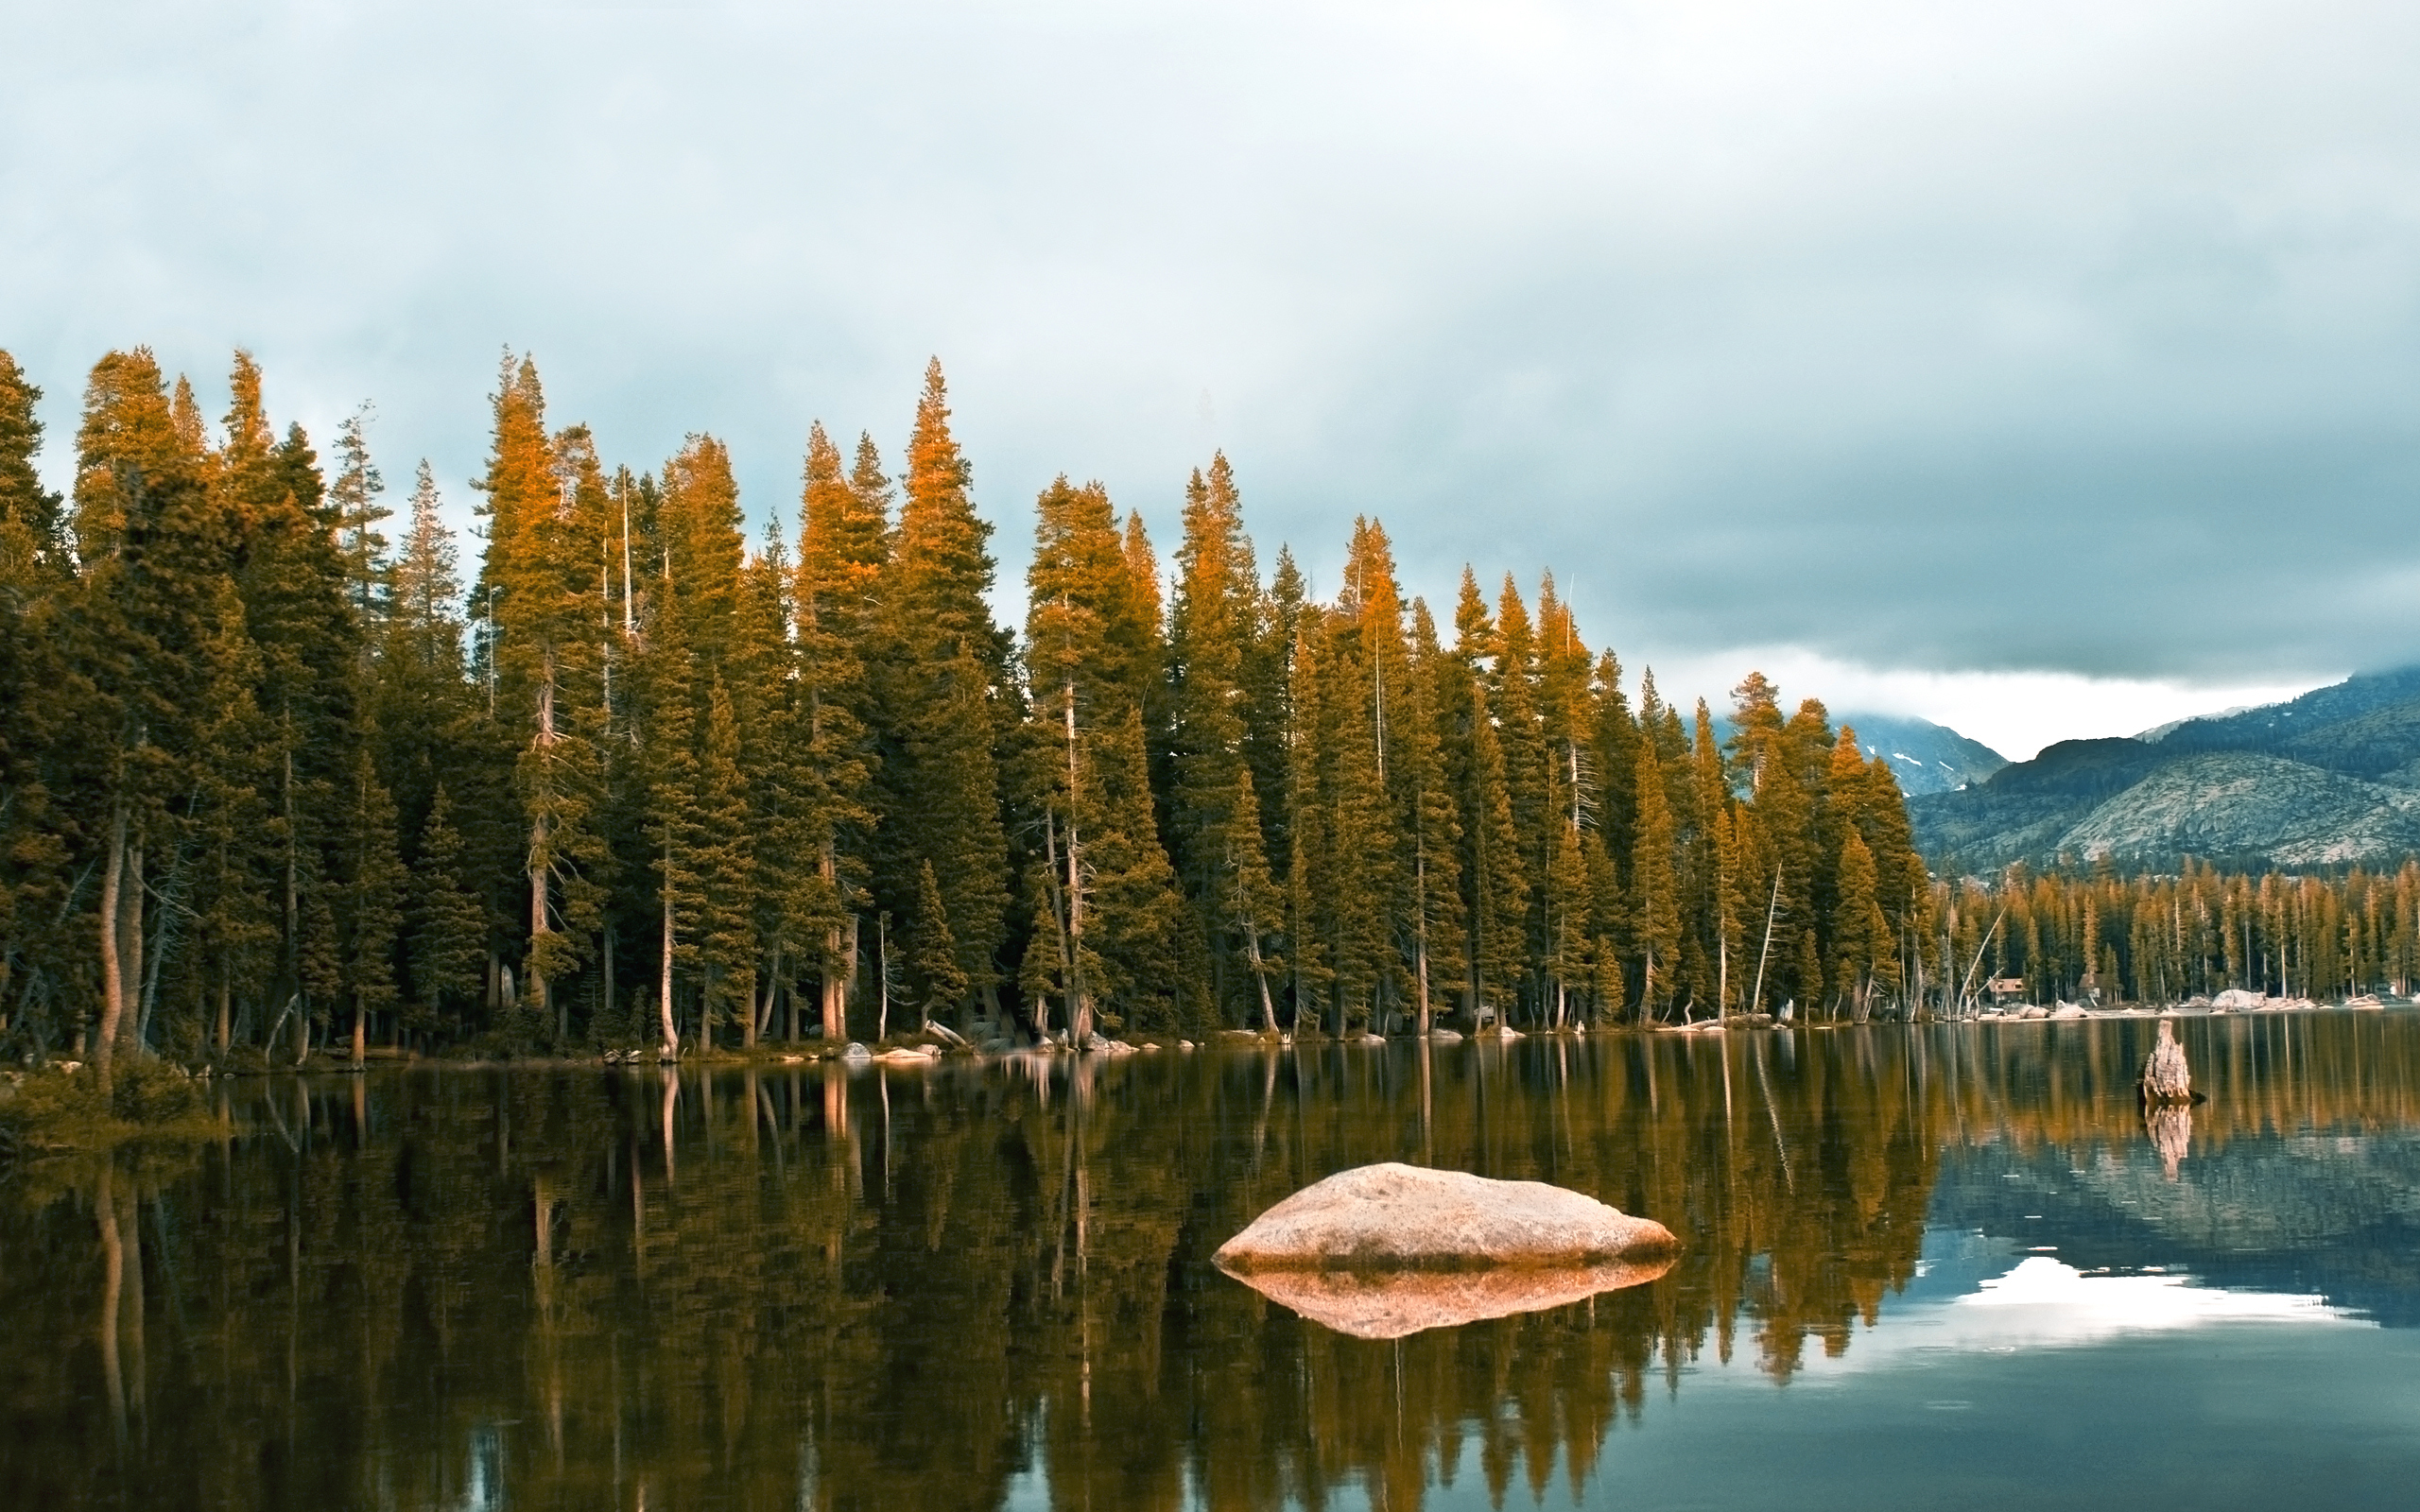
[876,362,1010,1017]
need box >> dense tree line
[0,346,1935,1073]
[1942,858,2420,1008]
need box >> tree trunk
[820,843,847,1041]
[602,921,616,1042]
[1040,814,1067,1042]
[875,916,890,1042]
[658,850,680,1057]
[119,832,145,1057]
[1246,924,1277,1033]
[1063,683,1092,1045]
[529,652,556,1031]
[95,800,128,1094]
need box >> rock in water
[1215,1163,1678,1339]
[1214,1162,1677,1273]
[2141,1018,2191,1102]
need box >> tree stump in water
[2140,1018,2191,1103]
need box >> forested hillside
[0,347,1929,1075]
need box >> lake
[7,1012,2420,1510]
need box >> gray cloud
[9,0,2420,717]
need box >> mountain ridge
[1909,666,2420,869]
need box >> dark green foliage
[0,344,1950,1070]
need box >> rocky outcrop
[2053,753,2420,868]
[1213,1163,1677,1274]
[2141,1018,2191,1103]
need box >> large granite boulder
[1214,1162,1677,1273]
[1214,1163,1678,1339]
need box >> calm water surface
[8,1013,2420,1510]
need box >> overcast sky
[10,0,2419,757]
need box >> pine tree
[1491,576,1550,1021]
[337,746,406,1062]
[1449,571,1526,1027]
[1792,928,1824,1020]
[1244,544,1305,892]
[1402,599,1466,1034]
[475,357,609,1036]
[1533,577,1598,1025]
[184,576,275,1054]
[409,785,487,1041]
[0,351,61,554]
[329,403,389,627]
[876,361,1010,1016]
[795,423,885,1039]
[637,570,700,1056]
[1631,736,1682,1022]
[0,352,69,1044]
[1712,803,1752,1016]
[373,461,494,1041]
[1167,455,1259,1022]
[1074,702,1183,1032]
[66,349,222,1088]
[907,859,967,1030]
[735,531,808,1044]
[1294,591,1392,1035]
[1025,475,1183,1038]
[694,678,756,1044]
[1283,616,1333,1030]
[1221,765,1287,1031]
[220,354,362,1054]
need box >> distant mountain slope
[1910,666,2420,869]
[2054,752,2420,868]
[2155,665,2420,763]
[1835,713,2008,796]
[1707,711,2007,797]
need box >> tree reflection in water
[4,1011,2418,1510]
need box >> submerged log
[2140,1017,2192,1103]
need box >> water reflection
[1954,1255,2359,1340]
[2147,1102,2193,1178]
[1222,1256,1679,1341]
[5,1012,2420,1508]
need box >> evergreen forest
[3,345,1980,1080]
[1939,859,2420,1009]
